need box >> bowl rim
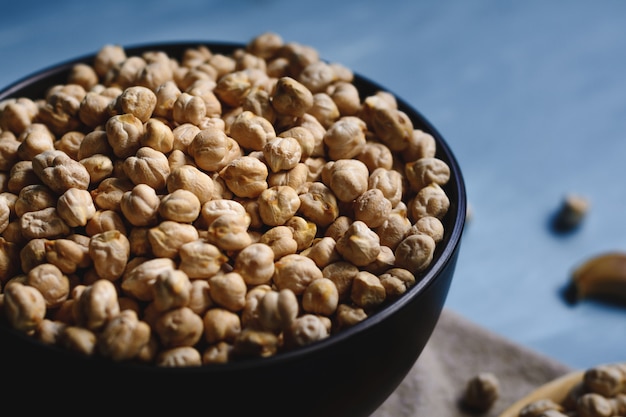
[0,40,467,373]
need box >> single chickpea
[121,257,176,302]
[325,159,370,203]
[14,184,56,217]
[335,220,381,267]
[59,326,97,356]
[246,32,284,59]
[405,157,451,192]
[116,85,157,123]
[157,346,202,367]
[323,116,367,160]
[120,183,160,227]
[353,188,392,228]
[375,213,412,251]
[351,270,386,310]
[57,187,96,228]
[85,209,127,236]
[72,279,120,331]
[335,303,367,330]
[77,130,112,160]
[36,318,68,346]
[214,70,252,107]
[369,167,404,208]
[302,277,339,316]
[268,162,309,190]
[20,207,71,240]
[148,221,199,259]
[259,225,298,260]
[188,279,213,315]
[271,76,313,117]
[172,92,207,126]
[167,164,215,205]
[229,110,276,151]
[0,98,38,135]
[179,240,228,279]
[209,272,247,312]
[8,161,40,194]
[462,372,500,412]
[301,236,340,268]
[105,113,144,159]
[32,149,91,195]
[408,183,450,221]
[154,306,204,348]
[285,215,317,251]
[395,233,436,274]
[273,253,323,295]
[94,44,126,78]
[363,96,413,152]
[242,86,277,125]
[90,177,134,211]
[152,268,192,312]
[205,213,252,252]
[159,189,201,223]
[203,307,241,344]
[257,185,301,226]
[0,131,21,171]
[309,92,340,129]
[17,123,56,160]
[142,118,174,153]
[257,289,299,333]
[378,268,416,300]
[411,216,445,243]
[263,137,302,173]
[232,328,279,358]
[89,230,130,281]
[97,309,151,361]
[282,314,329,349]
[404,129,437,162]
[234,243,275,285]
[80,154,114,184]
[123,146,170,190]
[297,181,339,228]
[188,127,235,172]
[201,199,247,225]
[328,81,361,116]
[153,80,181,119]
[25,263,69,309]
[3,281,46,334]
[186,79,222,117]
[219,155,268,198]
[172,123,200,152]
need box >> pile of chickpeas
[0,32,451,366]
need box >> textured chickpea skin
[336,220,381,267]
[89,230,130,281]
[179,240,228,279]
[273,253,323,295]
[72,279,120,331]
[3,281,46,333]
[234,242,275,285]
[98,309,151,361]
[258,185,301,226]
[302,277,339,316]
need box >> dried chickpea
[90,177,133,211]
[257,185,300,226]
[32,149,91,194]
[3,281,46,333]
[0,98,38,135]
[26,263,70,308]
[336,220,381,267]
[301,236,339,268]
[159,189,200,223]
[335,303,367,330]
[167,164,215,205]
[325,159,369,203]
[72,279,120,331]
[97,309,151,361]
[85,209,127,236]
[412,216,445,243]
[14,184,56,217]
[285,215,317,251]
[462,372,500,412]
[273,253,323,295]
[44,238,90,274]
[188,279,213,315]
[152,268,191,312]
[205,213,252,252]
[232,328,279,358]
[234,243,275,285]
[263,137,302,173]
[256,288,299,333]
[353,188,392,228]
[378,267,416,300]
[209,272,247,312]
[77,130,112,160]
[154,306,203,348]
[142,118,174,153]
[89,230,130,281]
[105,113,144,159]
[57,188,96,227]
[148,221,199,259]
[123,146,170,190]
[0,131,21,171]
[188,127,234,172]
[20,207,71,239]
[8,160,40,194]
[395,233,436,274]
[259,225,298,260]
[229,110,276,151]
[302,277,339,316]
[179,240,228,279]
[116,85,157,123]
[121,257,176,301]
[219,155,268,198]
[405,129,437,162]
[351,270,386,310]
[80,154,114,183]
[17,123,55,160]
[283,314,329,349]
[409,183,450,221]
[203,307,241,344]
[328,81,361,116]
[120,183,160,227]
[297,181,339,227]
[59,325,97,356]
[271,76,313,117]
[375,212,412,250]
[405,157,451,192]
[157,346,202,367]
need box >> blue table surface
[2,0,626,370]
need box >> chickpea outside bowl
[0,34,466,416]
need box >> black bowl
[0,42,466,416]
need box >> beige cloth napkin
[372,308,574,416]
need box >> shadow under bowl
[0,41,467,417]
